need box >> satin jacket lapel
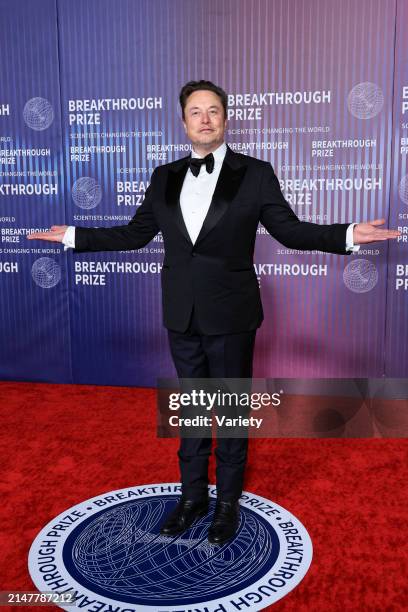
[195,147,247,247]
[165,159,192,245]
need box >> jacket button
[191,252,196,257]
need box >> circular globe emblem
[347,82,384,119]
[28,484,313,611]
[31,257,61,288]
[398,175,408,205]
[343,258,378,293]
[23,97,54,130]
[72,177,102,210]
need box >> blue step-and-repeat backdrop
[0,0,407,386]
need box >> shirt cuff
[62,226,76,251]
[346,223,360,253]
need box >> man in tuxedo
[29,80,400,544]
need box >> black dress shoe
[208,500,240,545]
[160,497,209,536]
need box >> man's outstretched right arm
[28,169,160,252]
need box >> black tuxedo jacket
[75,146,350,334]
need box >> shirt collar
[191,141,227,163]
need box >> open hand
[353,219,401,245]
[27,225,68,243]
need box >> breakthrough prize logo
[28,484,313,611]
[343,258,378,293]
[72,177,102,210]
[398,174,408,205]
[347,82,384,119]
[23,97,54,130]
[31,257,61,288]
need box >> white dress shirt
[179,142,227,244]
[62,141,359,251]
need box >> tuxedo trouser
[167,310,256,502]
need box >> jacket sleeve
[259,162,350,254]
[74,168,160,252]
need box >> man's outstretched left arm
[259,163,400,252]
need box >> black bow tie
[189,153,215,177]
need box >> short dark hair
[179,80,228,119]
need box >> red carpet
[0,381,407,610]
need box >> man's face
[182,89,227,153]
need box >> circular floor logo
[28,484,313,611]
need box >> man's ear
[182,121,187,134]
